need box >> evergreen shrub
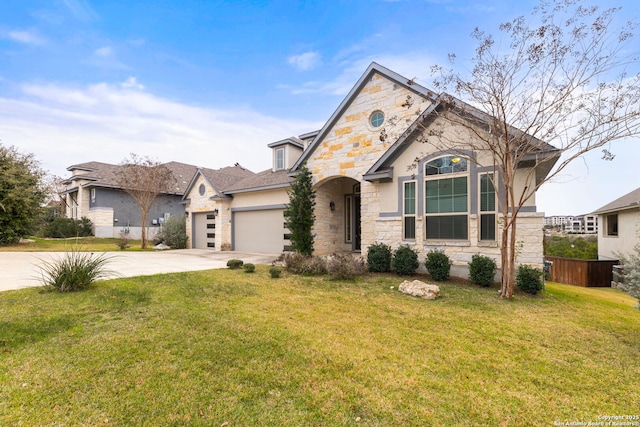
[468,254,497,287]
[367,242,392,273]
[516,265,544,294]
[424,250,452,281]
[392,245,419,275]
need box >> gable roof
[593,187,640,214]
[363,93,561,182]
[290,62,438,172]
[182,165,256,200]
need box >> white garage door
[234,209,286,254]
[193,212,217,249]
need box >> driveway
[0,250,279,292]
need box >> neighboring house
[62,161,251,239]
[183,62,559,276]
[593,187,640,260]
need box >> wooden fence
[545,256,619,287]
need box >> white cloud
[287,51,321,71]
[7,30,45,45]
[0,81,322,179]
[61,0,98,21]
[94,46,113,57]
[121,77,144,90]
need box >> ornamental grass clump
[38,250,114,292]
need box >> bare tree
[425,0,640,298]
[117,154,176,249]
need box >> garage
[233,209,287,254]
[192,212,217,249]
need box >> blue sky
[1,0,638,216]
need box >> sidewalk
[0,250,278,292]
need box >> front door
[354,194,361,251]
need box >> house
[62,161,252,239]
[593,187,640,260]
[182,62,559,276]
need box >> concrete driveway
[0,250,279,292]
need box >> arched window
[424,156,469,240]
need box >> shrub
[327,253,368,280]
[116,232,131,250]
[516,264,544,295]
[269,266,282,278]
[468,254,497,287]
[157,215,188,249]
[367,243,392,273]
[392,245,419,275]
[39,217,94,238]
[38,249,113,292]
[424,250,452,281]
[243,263,256,273]
[283,252,327,276]
[227,259,244,269]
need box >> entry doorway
[345,184,361,251]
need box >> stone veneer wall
[184,174,230,250]
[87,207,114,238]
[308,73,431,255]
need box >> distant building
[593,187,640,260]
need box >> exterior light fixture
[213,208,219,216]
[329,201,336,211]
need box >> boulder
[398,280,440,300]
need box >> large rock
[398,280,440,300]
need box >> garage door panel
[234,210,285,253]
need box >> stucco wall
[598,209,640,260]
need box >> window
[345,195,352,243]
[369,111,384,128]
[403,181,416,240]
[199,183,206,196]
[606,214,618,236]
[90,188,96,203]
[425,156,468,240]
[275,148,285,170]
[479,174,496,241]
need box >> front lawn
[0,237,146,252]
[1,269,638,426]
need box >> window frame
[275,147,285,171]
[403,180,416,240]
[424,156,469,241]
[479,173,497,241]
[369,111,385,128]
[605,213,618,237]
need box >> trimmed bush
[227,259,244,269]
[327,253,368,280]
[392,245,419,275]
[468,254,497,287]
[424,250,452,281]
[367,243,392,273]
[243,263,256,273]
[516,264,544,295]
[269,266,282,278]
[38,249,113,292]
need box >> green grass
[0,237,147,252]
[1,270,638,426]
